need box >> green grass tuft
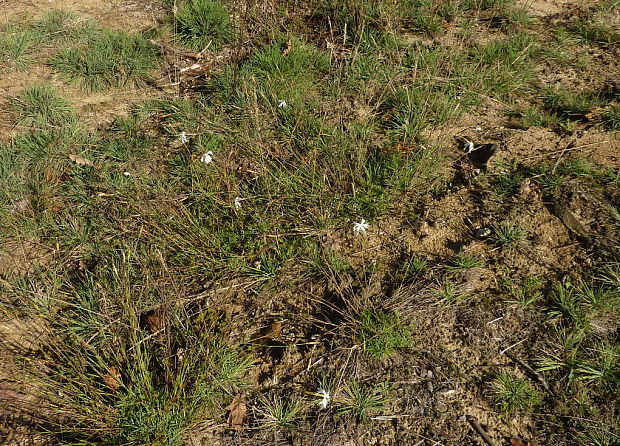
[491,372,541,413]
[492,222,525,246]
[32,9,97,43]
[0,29,33,71]
[358,310,412,358]
[175,0,233,51]
[337,380,392,422]
[11,85,73,129]
[50,29,157,91]
[599,105,620,130]
[258,394,303,430]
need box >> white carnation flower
[353,218,369,236]
[200,151,213,164]
[463,139,475,153]
[317,389,330,410]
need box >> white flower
[200,151,213,164]
[179,131,189,144]
[277,99,287,108]
[123,171,131,176]
[463,139,475,153]
[317,389,330,410]
[353,218,369,236]
[234,196,242,210]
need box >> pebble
[426,370,434,393]
[474,227,492,239]
[436,389,458,397]
[583,236,601,247]
[435,401,448,413]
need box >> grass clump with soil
[1,1,620,445]
[358,310,412,358]
[491,372,541,414]
[50,29,157,91]
[0,28,33,71]
[11,85,74,129]
[175,0,233,51]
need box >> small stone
[426,370,434,393]
[10,199,29,214]
[474,227,492,239]
[583,236,601,247]
[436,389,458,397]
[435,401,448,413]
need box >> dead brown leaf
[140,310,166,333]
[68,154,94,166]
[510,438,534,446]
[268,321,282,339]
[282,38,292,56]
[251,320,283,343]
[226,393,247,430]
[102,366,121,392]
[585,101,619,121]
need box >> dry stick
[499,339,526,355]
[502,350,554,395]
[521,141,608,161]
[466,416,498,446]
[551,138,578,174]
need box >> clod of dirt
[516,179,542,203]
[557,206,589,237]
[510,437,535,446]
[453,267,494,294]
[0,239,53,277]
[552,180,620,249]
[0,318,48,353]
[250,321,283,344]
[434,401,448,413]
[426,370,434,393]
[68,154,93,166]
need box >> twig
[466,416,498,446]
[520,141,607,161]
[370,414,415,421]
[499,339,525,355]
[551,139,578,174]
[502,350,554,395]
[486,316,504,325]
